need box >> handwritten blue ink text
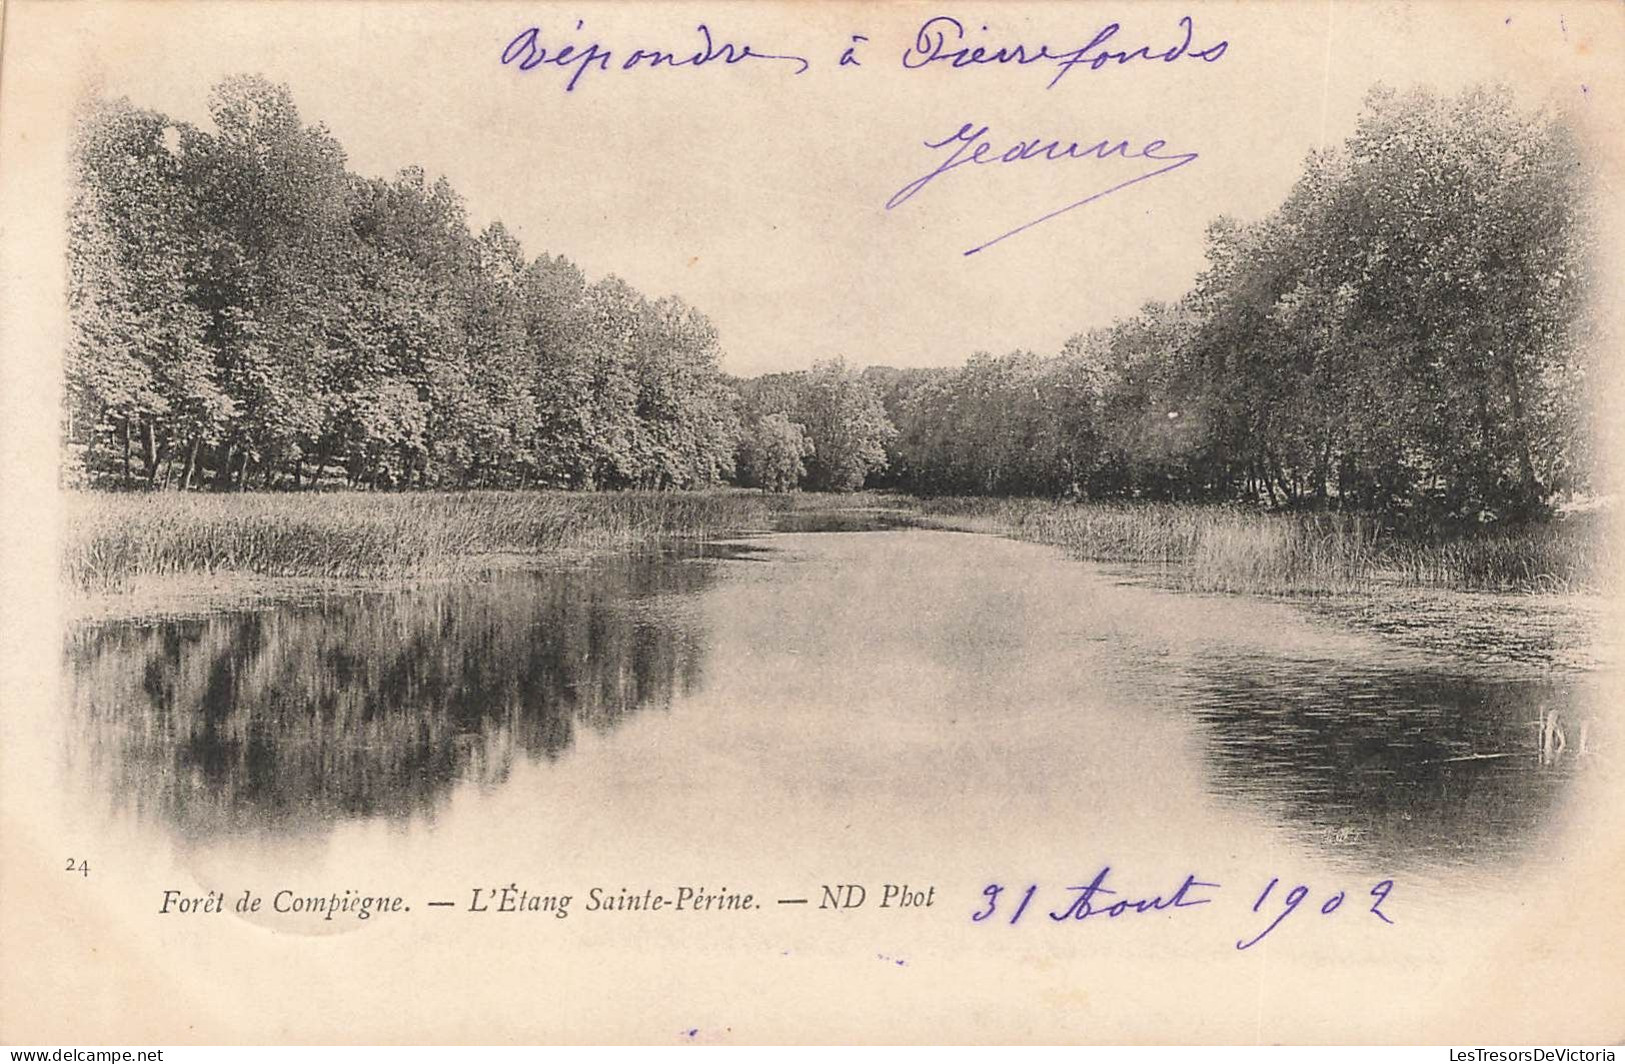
[886,121,1200,255]
[973,867,1397,950]
[501,21,811,93]
[903,15,1228,90]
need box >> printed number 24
[65,858,89,877]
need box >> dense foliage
[880,86,1599,523]
[731,359,895,492]
[66,76,740,491]
[67,80,1597,523]
[737,413,815,493]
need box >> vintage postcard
[1,0,1622,1046]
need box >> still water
[58,523,1618,1040]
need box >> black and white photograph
[1,0,1621,1047]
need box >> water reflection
[768,508,918,534]
[61,528,1606,881]
[64,551,718,838]
[1176,654,1601,869]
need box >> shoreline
[61,548,624,629]
[919,512,1619,673]
[62,511,1619,675]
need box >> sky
[7,0,1620,377]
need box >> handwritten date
[973,866,1396,949]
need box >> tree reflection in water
[1178,654,1603,869]
[63,532,1608,874]
[64,551,719,838]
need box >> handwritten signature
[973,867,1396,949]
[886,121,1200,255]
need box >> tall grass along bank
[63,489,1615,603]
[63,490,793,593]
[917,498,1617,595]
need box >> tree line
[67,78,1597,523]
[67,75,739,492]
[871,85,1598,523]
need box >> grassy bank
[62,489,808,593]
[916,497,1618,595]
[62,489,1616,601]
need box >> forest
[66,76,1599,528]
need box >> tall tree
[66,97,228,487]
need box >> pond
[58,522,1619,1041]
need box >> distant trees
[737,413,814,492]
[794,359,896,491]
[731,358,895,492]
[65,76,739,492]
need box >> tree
[738,413,814,492]
[630,296,740,488]
[183,75,359,489]
[794,359,896,492]
[65,96,229,487]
